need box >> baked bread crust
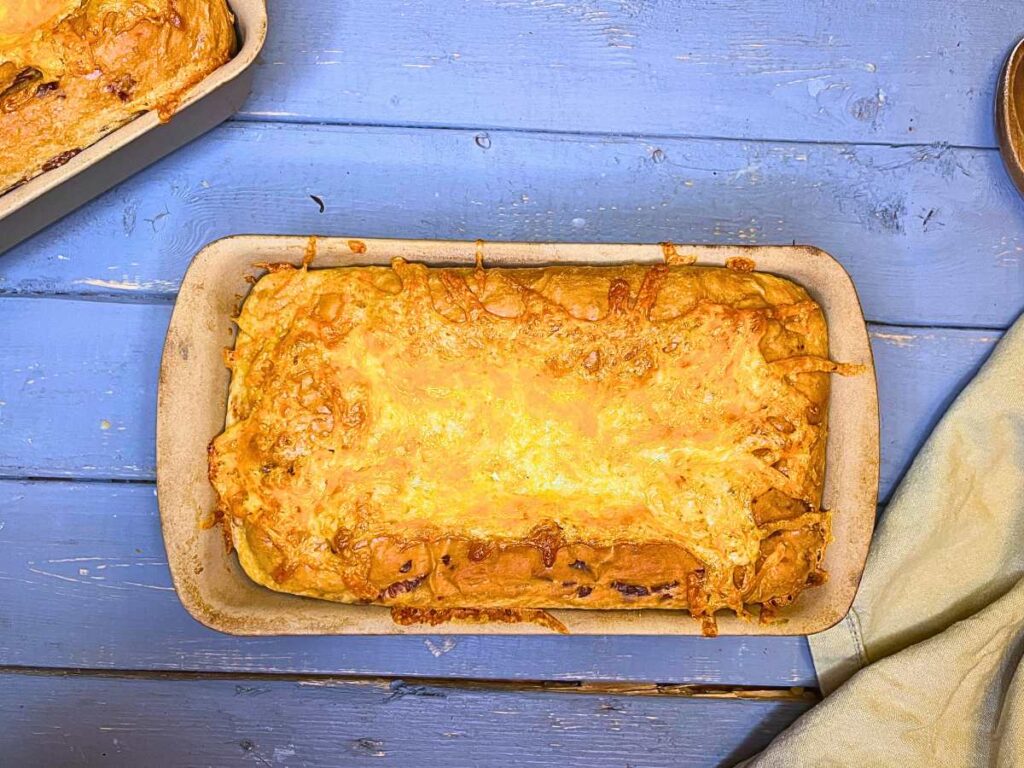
[0,0,235,194]
[209,259,837,634]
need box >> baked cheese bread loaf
[209,259,840,634]
[0,0,236,194]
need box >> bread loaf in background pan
[0,0,236,194]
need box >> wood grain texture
[0,0,1016,752]
[241,0,1022,147]
[2,123,1022,327]
[0,297,1000,500]
[0,479,816,684]
[0,671,812,767]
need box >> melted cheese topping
[210,260,835,626]
[0,1,69,41]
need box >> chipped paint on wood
[73,278,179,292]
[869,331,916,348]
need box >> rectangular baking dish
[157,236,879,636]
[0,0,267,255]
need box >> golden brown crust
[0,0,236,194]
[390,607,570,634]
[209,260,837,633]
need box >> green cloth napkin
[746,316,1024,767]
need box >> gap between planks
[225,114,995,154]
[0,666,818,703]
[0,474,157,485]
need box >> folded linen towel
[745,316,1024,767]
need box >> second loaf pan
[157,236,880,636]
[0,0,268,255]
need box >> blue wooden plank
[0,296,1000,500]
[2,123,1022,327]
[0,298,164,481]
[0,671,812,767]
[241,0,1020,147]
[871,327,1000,491]
[0,479,816,685]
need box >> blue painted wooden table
[2,2,1023,764]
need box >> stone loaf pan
[157,236,879,635]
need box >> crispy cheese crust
[210,259,837,634]
[0,0,236,194]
